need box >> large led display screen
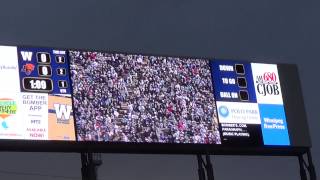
[69,51,221,144]
[0,44,311,152]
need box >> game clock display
[22,77,53,92]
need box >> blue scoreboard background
[18,47,71,95]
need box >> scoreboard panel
[18,47,71,95]
[0,45,75,141]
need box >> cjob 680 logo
[255,72,280,96]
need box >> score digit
[58,80,68,88]
[37,52,51,64]
[55,55,65,63]
[56,68,66,76]
[38,65,52,76]
[23,77,53,92]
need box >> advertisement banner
[21,93,48,140]
[0,94,24,139]
[216,101,261,124]
[0,46,20,92]
[259,104,290,145]
[48,95,75,141]
[251,63,283,104]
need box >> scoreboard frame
[0,43,312,156]
[0,139,309,156]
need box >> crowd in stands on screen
[70,51,221,144]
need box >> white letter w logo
[54,104,72,120]
[20,51,33,61]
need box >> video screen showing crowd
[70,51,221,144]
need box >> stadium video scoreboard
[0,45,311,153]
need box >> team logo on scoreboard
[0,98,17,129]
[21,63,35,75]
[53,104,72,124]
[48,95,75,141]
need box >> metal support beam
[81,153,102,180]
[197,155,206,180]
[196,154,215,180]
[298,149,317,180]
[306,149,317,180]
